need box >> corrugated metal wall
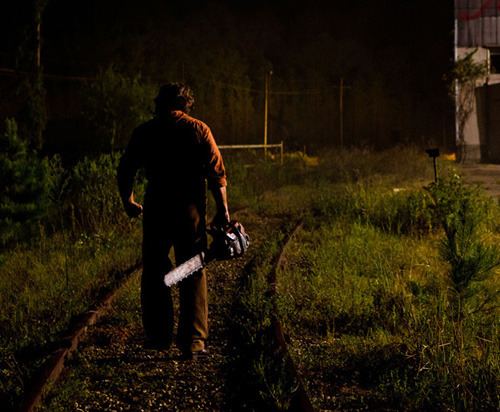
[456,0,500,46]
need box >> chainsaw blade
[163,252,205,287]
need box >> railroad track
[268,220,315,412]
[19,210,315,411]
[18,263,142,412]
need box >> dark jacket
[117,110,226,214]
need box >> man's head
[154,83,194,115]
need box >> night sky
[0,0,455,151]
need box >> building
[456,0,500,162]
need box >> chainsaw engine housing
[209,220,250,261]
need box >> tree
[447,50,488,163]
[81,67,156,152]
[0,118,47,247]
[16,0,49,150]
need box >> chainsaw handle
[206,220,249,261]
[207,220,233,237]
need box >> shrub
[67,152,145,235]
[312,185,436,237]
[0,118,48,247]
[426,173,500,313]
[81,67,157,152]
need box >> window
[490,53,500,74]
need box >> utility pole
[34,1,45,149]
[36,8,41,68]
[453,0,459,151]
[340,78,344,148]
[264,71,273,157]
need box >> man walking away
[117,83,230,360]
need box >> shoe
[181,348,210,360]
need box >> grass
[0,153,145,410]
[4,144,487,411]
[220,145,463,410]
[0,227,143,409]
[38,274,144,411]
[224,220,299,411]
[275,175,500,410]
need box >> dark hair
[154,82,194,114]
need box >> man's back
[118,110,226,210]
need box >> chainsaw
[163,220,250,287]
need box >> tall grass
[0,144,456,410]
[225,222,298,411]
[276,171,500,410]
[220,145,453,410]
[0,152,144,410]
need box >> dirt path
[458,163,500,199]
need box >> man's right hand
[125,201,143,218]
[211,186,230,226]
[213,209,230,227]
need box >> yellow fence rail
[218,141,284,165]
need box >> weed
[225,225,297,411]
[1,146,491,411]
[277,170,500,411]
[0,152,144,410]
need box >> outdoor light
[425,148,439,183]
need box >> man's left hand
[125,201,143,218]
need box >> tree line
[1,0,454,158]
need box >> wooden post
[280,141,283,165]
[35,4,43,149]
[340,78,344,148]
[264,71,273,158]
[37,21,41,68]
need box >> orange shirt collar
[169,110,185,117]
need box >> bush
[0,118,48,247]
[426,173,500,312]
[314,145,436,185]
[0,151,144,411]
[42,151,146,237]
[312,185,436,237]
[81,67,157,152]
[67,152,145,235]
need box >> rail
[17,210,314,411]
[218,142,284,164]
[269,220,315,412]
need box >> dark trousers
[141,202,208,352]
